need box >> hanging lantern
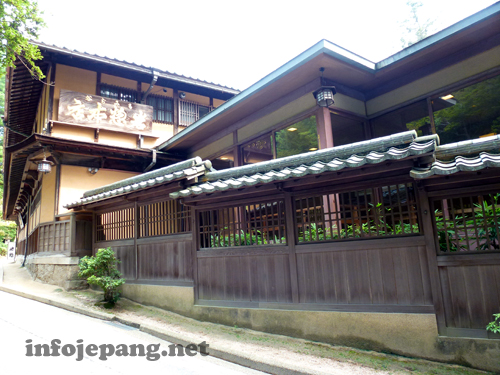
[34,150,54,174]
[313,67,336,108]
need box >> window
[432,191,500,253]
[199,199,286,248]
[371,74,500,143]
[179,99,212,126]
[139,200,191,237]
[432,75,500,144]
[96,207,135,242]
[146,94,173,124]
[242,115,318,165]
[100,83,138,103]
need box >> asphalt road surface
[0,291,266,375]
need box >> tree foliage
[78,247,125,306]
[0,0,45,80]
[400,1,434,48]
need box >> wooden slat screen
[295,183,420,243]
[96,207,135,242]
[432,191,500,253]
[199,199,286,248]
[139,200,191,238]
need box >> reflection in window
[212,152,234,170]
[433,75,500,144]
[275,116,318,157]
[242,115,318,164]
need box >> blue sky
[36,0,498,90]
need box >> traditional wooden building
[4,42,238,288]
[5,2,500,371]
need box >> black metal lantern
[34,150,54,174]
[313,67,336,107]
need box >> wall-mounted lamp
[313,67,336,108]
[179,92,186,99]
[34,149,54,174]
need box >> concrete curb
[0,284,311,375]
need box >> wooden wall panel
[112,245,136,280]
[296,245,432,306]
[137,238,193,281]
[439,260,500,329]
[197,254,293,303]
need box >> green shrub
[487,313,500,334]
[78,247,125,306]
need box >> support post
[284,192,299,303]
[417,186,447,335]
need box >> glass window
[100,83,137,103]
[146,94,173,123]
[432,75,500,144]
[275,116,318,157]
[242,134,273,164]
[241,115,319,165]
[330,113,365,146]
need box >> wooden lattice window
[198,199,286,249]
[146,94,173,123]
[432,191,500,253]
[100,83,138,103]
[179,99,211,126]
[295,183,420,243]
[138,200,191,238]
[96,207,135,242]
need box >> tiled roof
[410,153,500,179]
[169,131,436,199]
[34,41,240,94]
[65,157,210,208]
[410,134,500,179]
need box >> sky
[35,0,498,91]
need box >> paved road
[0,291,266,375]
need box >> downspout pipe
[144,149,157,172]
[141,70,159,104]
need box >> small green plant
[487,313,500,334]
[78,247,125,307]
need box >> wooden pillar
[69,212,76,256]
[191,206,199,301]
[96,72,101,96]
[427,97,436,135]
[47,63,56,122]
[173,89,179,135]
[316,106,334,149]
[316,107,339,229]
[134,201,139,280]
[284,192,299,303]
[417,186,447,335]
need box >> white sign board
[7,240,16,263]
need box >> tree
[0,0,45,80]
[78,247,125,307]
[400,1,434,48]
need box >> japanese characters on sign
[58,90,153,134]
